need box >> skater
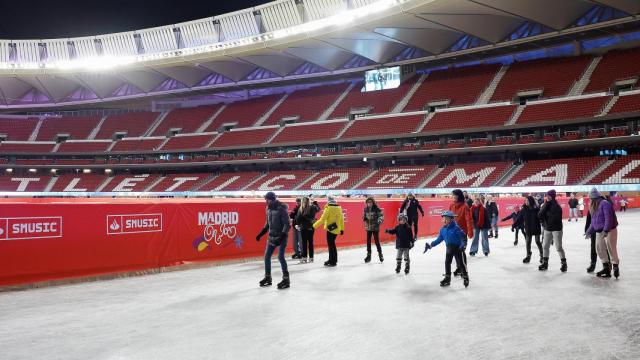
[399,193,424,239]
[501,206,524,246]
[486,195,499,238]
[289,198,302,259]
[423,211,469,288]
[619,198,627,212]
[585,188,620,278]
[295,196,319,263]
[463,191,473,207]
[578,195,585,218]
[255,191,291,289]
[313,196,345,267]
[538,189,567,272]
[584,210,599,273]
[470,196,491,256]
[363,197,384,263]
[568,193,579,222]
[521,196,543,264]
[385,214,414,274]
[450,189,474,277]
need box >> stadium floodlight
[83,169,92,174]
[50,169,57,174]
[105,169,112,174]
[28,168,37,173]
[5,168,13,173]
[363,157,368,162]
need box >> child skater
[385,214,414,274]
[501,206,524,246]
[424,211,469,287]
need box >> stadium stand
[205,94,283,131]
[0,117,40,141]
[95,112,160,139]
[329,76,418,118]
[36,116,101,141]
[263,83,349,125]
[151,105,221,136]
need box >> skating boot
[395,261,401,274]
[259,275,272,287]
[453,268,461,277]
[539,255,543,264]
[613,264,620,279]
[440,275,451,287]
[277,272,290,289]
[404,263,410,275]
[586,262,596,273]
[462,273,469,288]
[523,252,532,264]
[484,252,489,257]
[308,257,314,263]
[514,239,518,246]
[596,262,611,278]
[378,252,384,263]
[364,252,371,263]
[488,231,494,239]
[495,231,498,239]
[538,257,549,271]
[560,258,567,272]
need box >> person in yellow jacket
[313,196,345,267]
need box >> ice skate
[586,262,596,273]
[596,263,611,278]
[378,252,384,263]
[404,263,410,274]
[395,261,401,273]
[523,252,531,264]
[560,258,567,272]
[277,273,290,289]
[364,253,371,263]
[440,275,451,287]
[259,275,272,287]
[462,273,469,288]
[538,257,549,271]
[613,264,619,279]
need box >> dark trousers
[407,216,419,239]
[300,228,315,258]
[514,228,521,241]
[621,205,626,212]
[446,244,466,275]
[327,232,338,264]
[590,233,597,264]
[525,234,543,257]
[366,230,382,254]
[455,236,467,271]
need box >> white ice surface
[1,210,639,360]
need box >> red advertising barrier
[0,196,635,287]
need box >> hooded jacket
[314,203,345,235]
[449,201,473,238]
[259,200,291,245]
[387,223,414,249]
[538,199,563,232]
[363,203,384,232]
[430,220,466,249]
[586,198,618,235]
[289,203,301,227]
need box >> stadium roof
[0,0,638,109]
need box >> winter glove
[423,242,432,253]
[511,227,515,232]
[384,229,391,234]
[256,227,268,241]
[410,240,415,249]
[340,230,344,236]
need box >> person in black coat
[521,196,543,264]
[537,190,566,272]
[400,193,424,238]
[501,208,524,246]
[289,198,302,259]
[256,192,291,289]
[385,214,414,274]
[295,196,320,263]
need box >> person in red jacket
[450,189,474,277]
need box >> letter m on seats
[437,167,496,188]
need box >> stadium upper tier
[0,0,638,107]
[1,48,640,157]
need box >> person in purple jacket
[585,188,620,279]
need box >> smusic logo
[106,214,163,235]
[428,206,445,216]
[0,216,63,240]
[193,211,241,252]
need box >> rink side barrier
[0,196,636,288]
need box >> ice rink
[1,210,639,360]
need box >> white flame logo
[0,227,4,236]
[109,220,121,231]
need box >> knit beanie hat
[546,189,556,199]
[264,192,277,201]
[589,188,602,199]
[327,196,337,205]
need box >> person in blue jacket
[424,210,469,288]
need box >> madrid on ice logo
[193,211,242,252]
[106,214,163,235]
[428,206,445,216]
[0,216,63,240]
